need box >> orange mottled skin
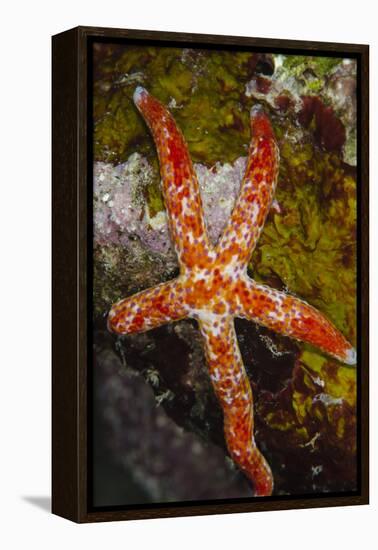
[108,87,356,496]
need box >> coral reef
[92,44,357,503]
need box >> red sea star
[108,86,357,496]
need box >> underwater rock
[94,153,247,254]
[94,336,252,502]
[245,56,357,165]
[93,154,249,315]
[95,310,357,496]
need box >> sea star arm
[237,278,356,365]
[133,87,213,271]
[198,315,273,496]
[215,105,279,267]
[108,279,187,335]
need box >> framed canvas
[52,26,369,523]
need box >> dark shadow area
[22,496,51,513]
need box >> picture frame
[52,26,369,523]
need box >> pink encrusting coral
[93,154,173,255]
[106,87,357,496]
[94,155,246,254]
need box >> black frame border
[52,26,369,523]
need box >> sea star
[108,86,356,496]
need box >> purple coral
[94,153,247,254]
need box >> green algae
[93,47,255,166]
[145,175,164,218]
[274,55,344,97]
[251,132,357,400]
[251,139,356,344]
[282,55,342,80]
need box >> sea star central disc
[108,86,356,496]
